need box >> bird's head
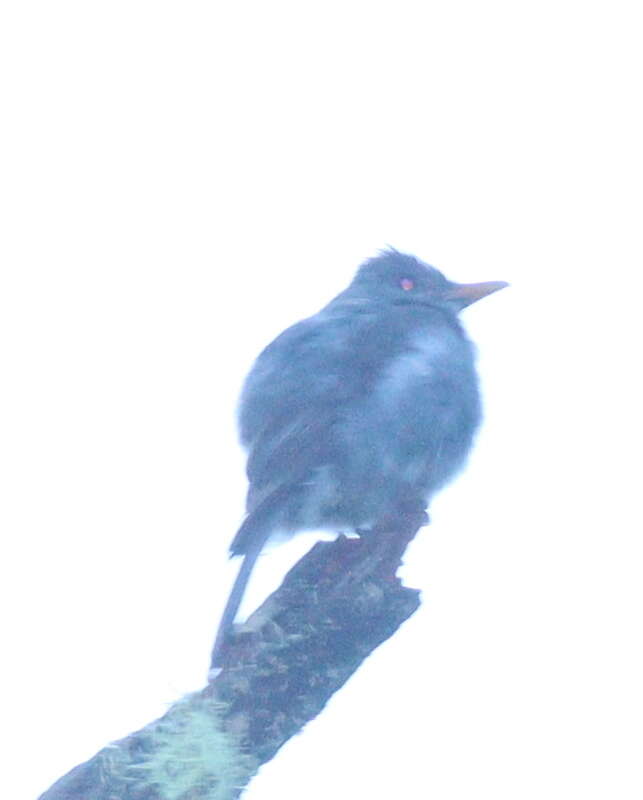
[348,248,508,313]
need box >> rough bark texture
[39,520,423,800]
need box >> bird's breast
[331,325,481,522]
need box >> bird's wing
[239,315,358,446]
[229,408,338,555]
[239,311,380,472]
[231,313,372,554]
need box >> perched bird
[211,248,507,666]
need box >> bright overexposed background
[1,2,641,798]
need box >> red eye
[400,278,414,291]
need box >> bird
[211,248,507,667]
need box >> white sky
[1,2,642,798]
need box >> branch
[39,520,424,800]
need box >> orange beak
[444,280,509,307]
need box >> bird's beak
[444,280,509,308]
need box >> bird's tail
[210,532,267,669]
[210,491,287,669]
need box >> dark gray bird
[211,248,507,666]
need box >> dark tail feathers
[210,491,288,669]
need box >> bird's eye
[400,278,415,291]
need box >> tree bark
[39,521,423,800]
